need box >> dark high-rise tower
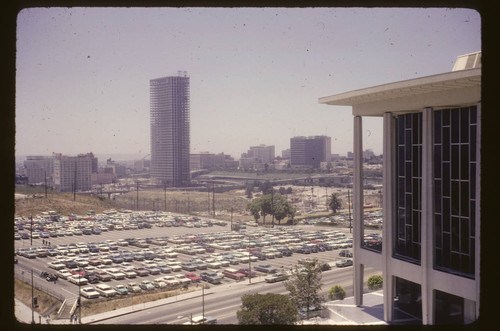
[150,71,190,187]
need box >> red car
[185,272,201,282]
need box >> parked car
[253,264,277,274]
[185,272,201,282]
[127,282,142,293]
[139,280,155,291]
[68,275,89,286]
[134,267,150,277]
[80,286,100,299]
[265,272,289,283]
[48,261,66,270]
[200,271,222,284]
[57,269,72,280]
[113,284,129,295]
[336,259,353,268]
[95,284,117,297]
[222,268,245,280]
[181,263,197,272]
[152,278,168,288]
[96,270,112,281]
[237,268,257,278]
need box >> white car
[95,284,117,297]
[122,269,137,279]
[48,261,66,270]
[153,278,167,288]
[183,315,217,325]
[57,269,72,280]
[175,274,191,286]
[80,286,100,299]
[106,268,126,280]
[162,275,180,287]
[68,275,89,286]
[127,282,142,293]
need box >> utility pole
[73,163,77,201]
[78,268,82,324]
[44,170,47,198]
[136,180,139,211]
[212,184,215,217]
[31,269,34,324]
[348,189,352,233]
[207,183,211,216]
[230,207,233,231]
[248,235,252,284]
[202,285,205,324]
[271,188,275,228]
[325,185,328,211]
[30,215,33,246]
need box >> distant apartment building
[248,145,275,164]
[105,159,127,178]
[281,149,291,159]
[150,71,190,187]
[24,155,54,184]
[214,153,238,169]
[239,144,275,169]
[91,171,115,185]
[319,51,481,325]
[190,152,214,170]
[190,152,238,171]
[53,153,96,192]
[290,135,331,168]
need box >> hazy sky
[16,7,481,160]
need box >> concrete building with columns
[319,51,481,325]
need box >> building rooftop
[319,52,481,117]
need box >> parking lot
[14,210,380,305]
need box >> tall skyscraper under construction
[150,71,190,187]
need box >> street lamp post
[248,235,252,284]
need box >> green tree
[246,193,296,225]
[367,274,383,290]
[327,285,346,300]
[284,258,324,320]
[248,198,263,222]
[237,293,298,325]
[259,180,274,195]
[328,193,342,213]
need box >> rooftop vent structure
[452,51,481,71]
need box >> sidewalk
[14,299,50,325]
[301,290,387,325]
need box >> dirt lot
[15,278,61,318]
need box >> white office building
[319,52,481,325]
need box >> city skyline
[15,7,481,159]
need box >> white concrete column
[421,107,434,324]
[382,112,395,321]
[353,115,364,306]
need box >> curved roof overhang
[319,68,481,117]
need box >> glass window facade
[394,113,422,263]
[394,277,422,321]
[433,107,477,278]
